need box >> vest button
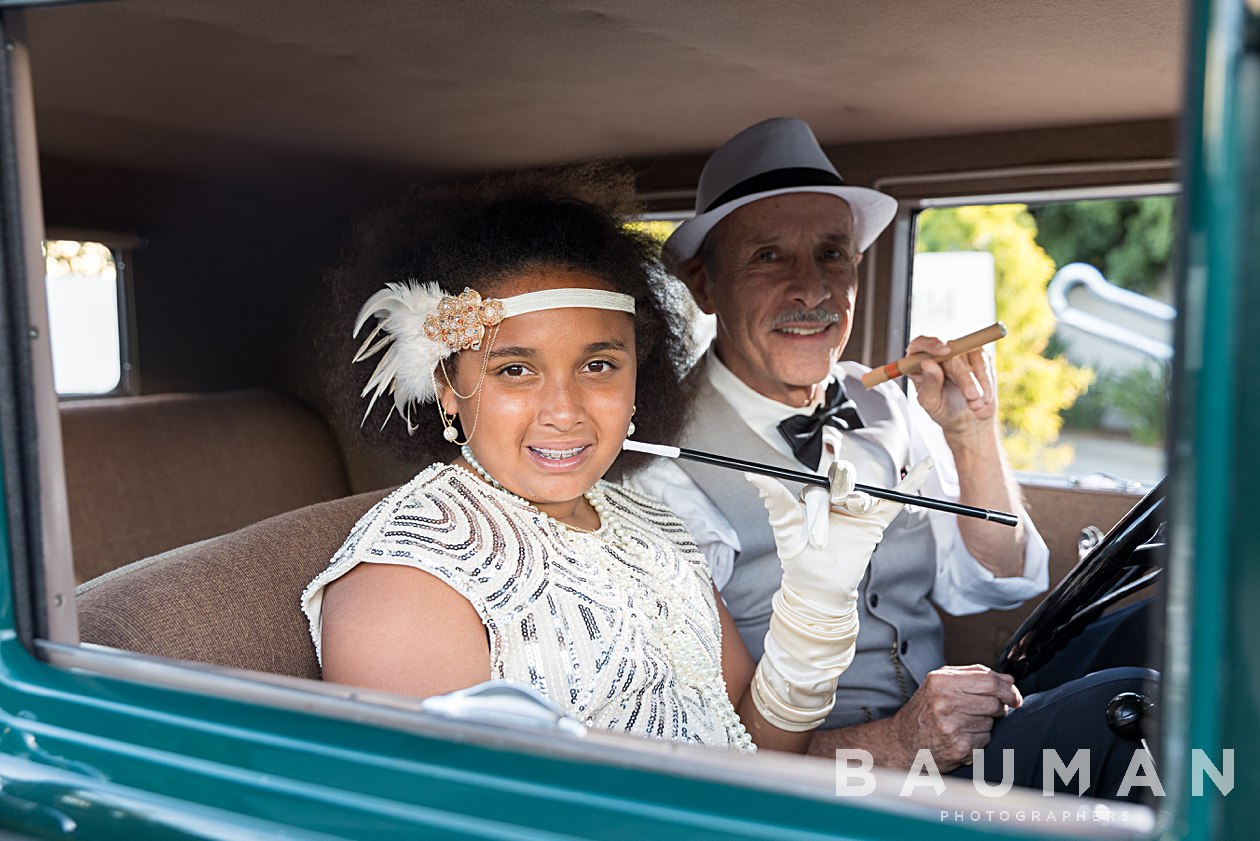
[900,639,909,655]
[869,593,879,608]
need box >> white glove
[746,451,933,731]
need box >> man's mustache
[771,309,841,328]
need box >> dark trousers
[1016,599,1157,695]
[948,599,1159,801]
[950,666,1157,801]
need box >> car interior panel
[2,0,1230,835]
[25,0,1170,693]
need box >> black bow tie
[776,380,865,470]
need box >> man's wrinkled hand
[903,334,997,435]
[889,664,1022,772]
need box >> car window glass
[44,239,127,396]
[910,195,1175,489]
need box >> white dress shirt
[628,349,1049,615]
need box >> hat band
[703,167,846,213]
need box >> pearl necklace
[458,445,755,752]
[459,444,635,546]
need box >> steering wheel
[996,479,1166,682]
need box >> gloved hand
[746,439,933,731]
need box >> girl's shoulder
[344,463,454,534]
[302,463,514,662]
[360,462,522,518]
[309,463,535,604]
[350,463,537,545]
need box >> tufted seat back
[76,488,390,679]
[60,389,352,583]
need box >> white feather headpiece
[352,280,451,433]
[352,281,636,433]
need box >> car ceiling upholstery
[24,0,1185,181]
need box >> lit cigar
[622,439,1018,526]
[861,322,1007,389]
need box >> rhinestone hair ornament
[352,282,636,433]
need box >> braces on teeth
[533,446,584,459]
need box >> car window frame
[0,4,1192,835]
[883,180,1179,491]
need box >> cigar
[861,322,1007,388]
[622,439,1018,527]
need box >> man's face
[685,193,861,406]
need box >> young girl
[303,180,926,753]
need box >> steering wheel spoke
[997,481,1166,680]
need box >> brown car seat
[61,389,352,583]
[76,488,390,679]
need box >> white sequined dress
[302,464,751,750]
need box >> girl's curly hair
[322,164,695,478]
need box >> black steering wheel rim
[996,479,1166,681]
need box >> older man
[632,117,1149,795]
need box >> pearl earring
[439,406,462,443]
[627,405,637,437]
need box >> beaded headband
[422,287,636,353]
[352,282,636,433]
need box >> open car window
[908,192,1175,491]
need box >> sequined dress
[302,464,750,750]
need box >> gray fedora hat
[662,117,898,271]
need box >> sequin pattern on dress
[302,464,752,751]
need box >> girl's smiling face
[438,268,636,523]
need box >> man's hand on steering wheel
[888,664,1022,772]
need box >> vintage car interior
[0,0,1193,834]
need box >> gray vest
[678,362,944,728]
